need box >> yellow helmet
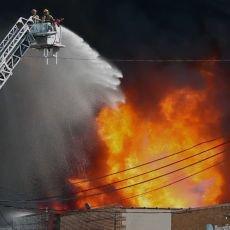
[43,9,49,13]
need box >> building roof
[173,203,230,214]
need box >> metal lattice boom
[0,17,34,90]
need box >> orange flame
[69,63,227,208]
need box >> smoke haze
[0,27,124,202]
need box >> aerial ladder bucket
[0,16,64,91]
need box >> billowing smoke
[0,27,124,205]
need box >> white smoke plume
[0,27,124,201]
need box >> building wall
[172,204,230,230]
[123,208,172,230]
[60,208,125,230]
[60,208,172,230]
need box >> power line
[1,152,227,215]
[0,148,227,204]
[69,140,230,194]
[112,157,230,205]
[15,139,226,204]
[107,59,230,63]
[92,163,218,209]
[24,56,230,63]
[11,160,213,213]
[70,149,228,202]
[72,135,230,185]
[0,141,228,204]
[0,136,227,207]
[1,155,227,217]
[0,151,226,215]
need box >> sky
[2,0,230,60]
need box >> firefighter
[42,9,54,23]
[31,9,39,23]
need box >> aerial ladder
[0,16,64,90]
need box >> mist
[0,27,124,203]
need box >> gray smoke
[0,27,124,203]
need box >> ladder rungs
[0,17,33,90]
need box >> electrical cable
[73,149,228,203]
[98,156,230,208]
[0,136,227,210]
[0,154,227,217]
[91,157,223,208]
[1,151,228,216]
[69,140,230,195]
[24,56,230,63]
[72,134,230,185]
[0,147,227,204]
